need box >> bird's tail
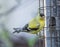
[13,28,22,33]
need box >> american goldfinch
[13,12,45,34]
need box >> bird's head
[39,13,45,20]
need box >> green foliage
[0,25,13,47]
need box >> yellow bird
[21,11,45,34]
[13,12,45,34]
